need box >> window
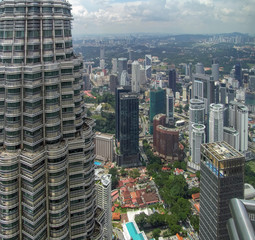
[45,71,59,78]
[15,31,24,38]
[5,7,14,13]
[14,45,24,51]
[15,7,25,13]
[4,31,13,39]
[42,7,52,13]
[43,30,52,38]
[65,41,72,48]
[43,56,53,62]
[14,58,24,64]
[3,59,11,64]
[64,29,71,37]
[28,7,40,13]
[7,74,21,80]
[56,55,64,61]
[55,29,62,37]
[54,8,62,13]
[55,43,63,49]
[28,45,40,51]
[3,46,12,52]
[28,30,40,38]
[43,43,53,50]
[61,69,72,74]
[24,72,42,80]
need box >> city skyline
[70,0,255,36]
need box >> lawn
[247,160,255,172]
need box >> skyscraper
[192,73,215,113]
[95,170,112,240]
[228,101,248,152]
[149,88,166,134]
[212,63,220,82]
[145,54,152,80]
[199,142,245,240]
[191,123,205,165]
[0,0,103,239]
[223,127,239,151]
[112,58,118,74]
[115,86,131,142]
[195,62,205,74]
[166,88,174,125]
[168,68,176,95]
[234,63,242,87]
[209,103,224,142]
[189,98,205,146]
[117,58,127,83]
[117,93,140,167]
[131,61,140,93]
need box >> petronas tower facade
[0,0,104,239]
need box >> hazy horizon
[69,0,255,37]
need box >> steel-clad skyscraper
[0,1,103,239]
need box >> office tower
[189,99,205,146]
[95,170,112,240]
[0,0,103,239]
[212,63,220,81]
[131,61,140,93]
[149,88,166,134]
[95,133,114,162]
[139,68,146,85]
[127,60,132,75]
[112,58,117,74]
[109,74,118,93]
[117,93,140,167]
[195,62,205,74]
[100,47,105,60]
[209,103,224,142]
[168,68,176,95]
[214,81,220,103]
[249,75,255,91]
[200,142,245,240]
[117,58,127,83]
[115,86,131,142]
[223,127,239,151]
[100,58,105,69]
[220,82,227,104]
[192,74,215,113]
[235,63,242,87]
[166,88,174,125]
[229,101,248,152]
[185,62,192,79]
[227,198,255,240]
[120,70,129,87]
[191,124,205,164]
[228,87,235,103]
[83,72,91,90]
[145,54,152,80]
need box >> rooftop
[201,142,243,161]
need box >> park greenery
[245,160,255,187]
[141,139,198,236]
[92,111,115,134]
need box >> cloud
[68,0,255,36]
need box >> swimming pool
[126,222,145,240]
[94,161,102,166]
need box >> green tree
[120,168,127,177]
[129,169,140,179]
[184,104,189,112]
[152,228,161,240]
[135,213,148,230]
[196,171,201,181]
[190,215,199,232]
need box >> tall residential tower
[0,1,103,239]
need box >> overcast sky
[69,0,255,36]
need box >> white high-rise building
[223,127,239,151]
[120,70,130,86]
[189,99,205,145]
[229,101,249,152]
[112,58,118,74]
[95,133,114,161]
[166,88,174,125]
[209,103,224,142]
[236,104,248,152]
[191,124,205,164]
[131,61,140,93]
[145,54,152,80]
[95,170,112,240]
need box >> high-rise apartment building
[0,1,103,239]
[200,142,245,240]
[192,73,215,113]
[111,58,118,74]
[166,88,174,125]
[234,63,242,87]
[212,63,220,81]
[120,70,129,87]
[191,123,205,165]
[189,98,205,145]
[209,103,224,142]
[95,170,112,240]
[229,101,248,152]
[168,68,176,95]
[117,93,140,167]
[131,61,140,93]
[223,127,239,151]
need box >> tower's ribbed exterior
[0,1,103,240]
